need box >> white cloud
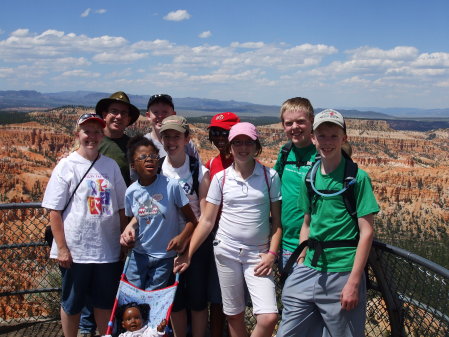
[1,28,449,108]
[82,8,107,17]
[81,8,91,18]
[0,67,14,77]
[231,42,265,49]
[198,31,211,39]
[93,51,149,63]
[60,69,100,77]
[164,10,191,21]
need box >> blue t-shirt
[125,174,190,258]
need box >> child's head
[146,94,176,133]
[117,302,150,333]
[228,122,262,160]
[208,112,240,154]
[312,109,347,159]
[280,97,314,148]
[128,135,159,180]
[160,115,190,157]
[74,113,106,150]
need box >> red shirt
[205,153,234,180]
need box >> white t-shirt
[160,153,208,220]
[42,152,127,263]
[118,324,164,337]
[206,161,281,246]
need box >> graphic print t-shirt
[42,152,127,263]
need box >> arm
[166,203,198,253]
[340,213,374,311]
[173,201,219,273]
[199,171,211,215]
[254,200,282,276]
[297,213,311,263]
[49,210,72,268]
[119,209,127,232]
[120,216,138,247]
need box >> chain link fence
[1,203,448,336]
[0,203,60,325]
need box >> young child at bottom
[120,136,198,291]
[116,302,167,337]
[277,109,380,337]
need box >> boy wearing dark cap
[144,94,200,160]
[278,109,379,337]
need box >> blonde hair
[280,97,314,123]
[72,121,104,152]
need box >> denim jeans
[125,250,174,290]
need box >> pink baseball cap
[228,122,259,141]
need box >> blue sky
[1,0,448,109]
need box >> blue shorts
[125,250,174,291]
[60,262,121,315]
[173,237,211,312]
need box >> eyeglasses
[107,108,129,117]
[210,129,230,137]
[230,140,256,147]
[135,154,160,162]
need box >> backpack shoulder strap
[278,141,293,178]
[342,152,358,219]
[189,155,200,196]
[262,165,271,196]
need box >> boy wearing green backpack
[278,109,380,337]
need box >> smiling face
[230,135,257,164]
[209,127,230,153]
[312,123,347,162]
[102,102,131,137]
[282,109,313,148]
[146,102,175,133]
[76,121,104,150]
[161,129,189,158]
[131,145,159,184]
[121,307,144,332]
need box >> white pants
[213,238,278,316]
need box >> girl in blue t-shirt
[120,135,197,290]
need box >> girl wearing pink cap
[175,122,282,337]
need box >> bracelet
[267,250,278,257]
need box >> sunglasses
[135,153,160,162]
[78,113,103,124]
[148,94,173,106]
[210,129,230,137]
[230,140,256,147]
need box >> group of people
[42,92,379,337]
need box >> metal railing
[1,203,448,336]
